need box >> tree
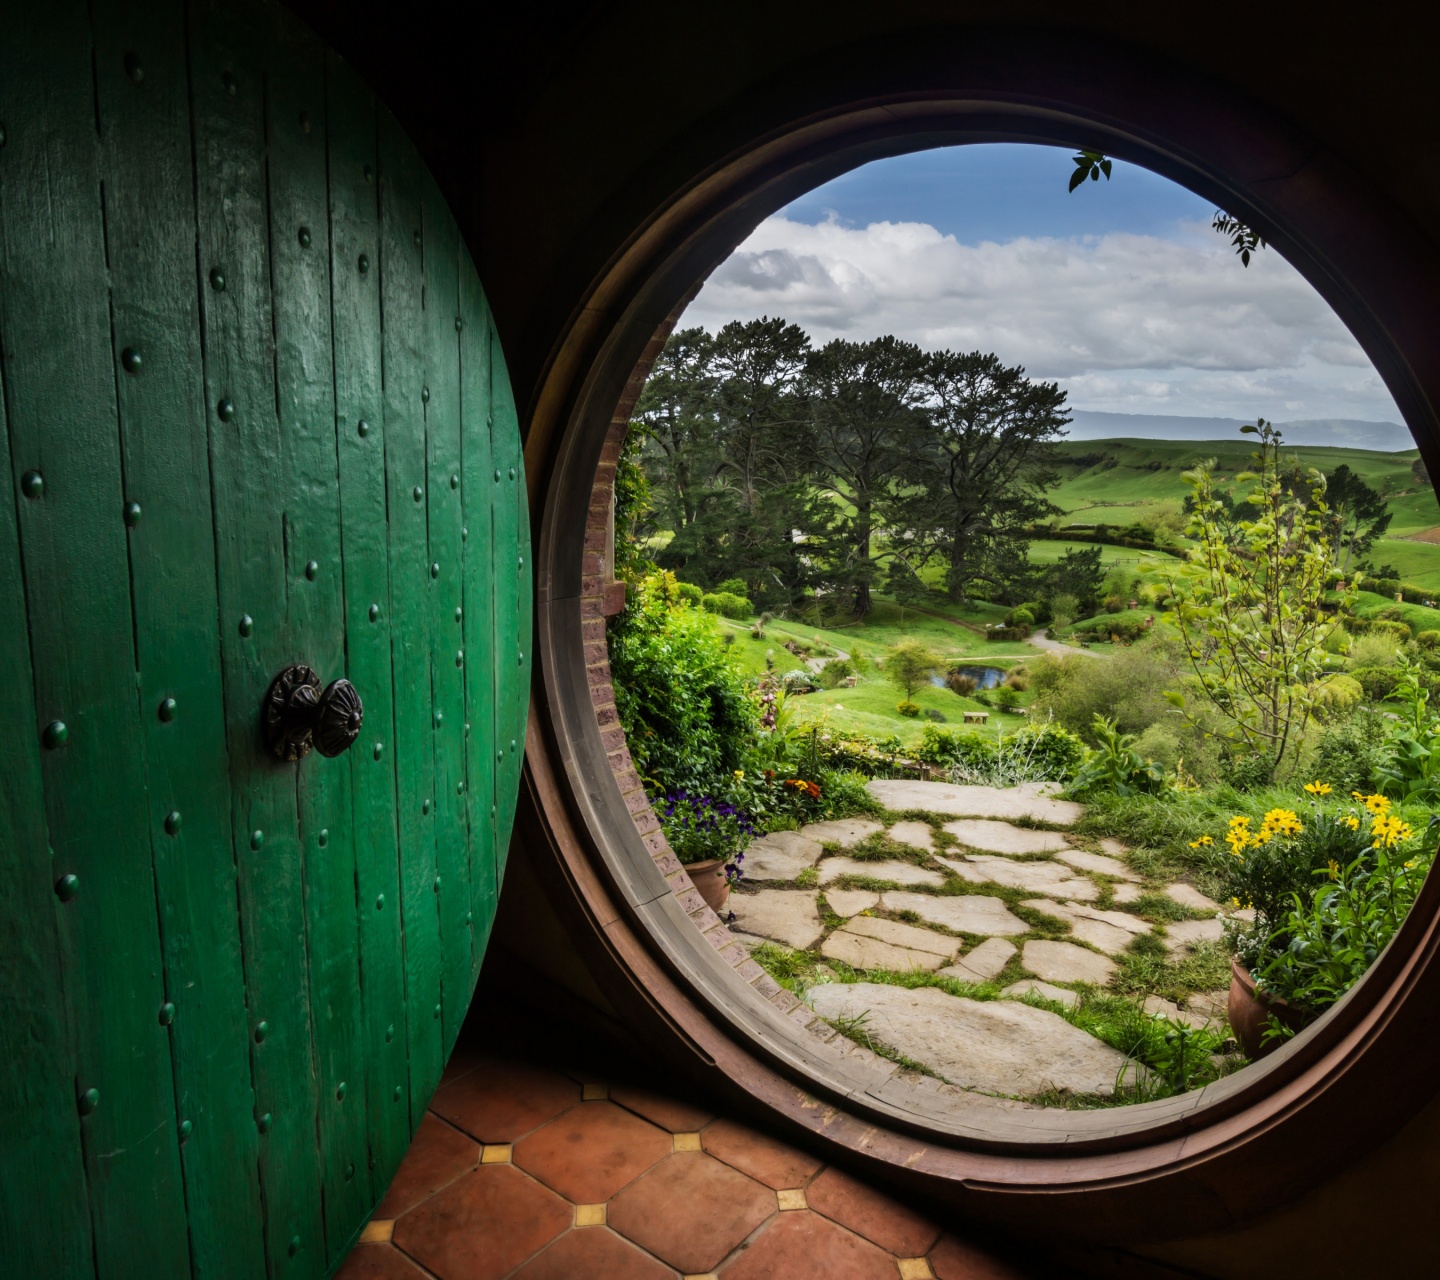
[885,552,927,625]
[1168,422,1354,779]
[1043,545,1105,613]
[633,327,718,533]
[1320,464,1392,573]
[804,335,928,616]
[885,639,938,703]
[905,350,1067,602]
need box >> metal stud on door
[0,1,531,1275]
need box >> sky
[679,144,1405,427]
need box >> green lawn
[783,672,1031,745]
[1350,589,1440,631]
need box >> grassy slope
[1052,437,1440,588]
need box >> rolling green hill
[1049,438,1440,588]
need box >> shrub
[1369,618,1413,643]
[715,577,749,596]
[1027,641,1182,744]
[1312,673,1364,721]
[914,725,993,768]
[1347,632,1400,670]
[896,701,921,717]
[923,708,947,722]
[701,590,753,620]
[674,581,703,606]
[1005,605,1036,629]
[1351,665,1404,702]
[1322,622,1352,655]
[817,657,854,689]
[608,571,757,794]
[946,671,978,696]
[1068,716,1166,798]
[993,686,1020,712]
[1416,630,1440,650]
[782,669,818,694]
[1314,712,1391,794]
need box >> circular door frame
[521,26,1440,1243]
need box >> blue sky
[780,144,1215,246]
[682,144,1404,427]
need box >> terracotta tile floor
[338,1048,1032,1280]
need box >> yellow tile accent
[359,1219,394,1243]
[575,1203,607,1227]
[777,1188,807,1210]
[582,1082,609,1100]
[673,1131,702,1152]
[897,1260,934,1280]
[682,1275,719,1280]
[480,1144,513,1164]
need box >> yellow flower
[1188,834,1214,848]
[1341,815,1360,830]
[733,770,744,780]
[1228,815,1251,828]
[1326,859,1340,879]
[1361,793,1391,815]
[1304,781,1333,796]
[1405,859,1418,870]
[1369,813,1414,849]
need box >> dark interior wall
[287,4,1440,1274]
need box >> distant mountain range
[1063,411,1415,452]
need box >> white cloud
[681,215,1402,422]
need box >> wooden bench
[963,710,989,725]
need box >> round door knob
[263,664,364,761]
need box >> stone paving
[724,778,1241,1104]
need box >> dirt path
[1027,627,1111,658]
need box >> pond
[931,665,1006,690]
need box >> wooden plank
[263,16,369,1257]
[325,52,412,1207]
[187,1,325,1269]
[421,171,472,1044]
[378,107,444,1121]
[458,256,497,974]
[0,2,191,1271]
[0,317,94,1280]
[491,327,530,870]
[91,3,265,1275]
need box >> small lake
[931,665,1005,690]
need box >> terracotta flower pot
[683,858,730,914]
[1228,956,1315,1059]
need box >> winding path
[1026,627,1111,658]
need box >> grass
[1350,589,1440,632]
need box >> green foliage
[950,721,1087,786]
[1027,641,1183,745]
[1416,629,1440,650]
[1068,716,1166,798]
[817,657,854,689]
[896,700,921,717]
[1259,839,1433,1017]
[884,639,939,702]
[1312,673,1364,721]
[608,572,758,794]
[674,581,703,605]
[1314,712,1391,795]
[1351,665,1404,702]
[1005,604,1036,629]
[701,590,753,620]
[1074,609,1151,643]
[1169,422,1353,778]
[1375,659,1440,803]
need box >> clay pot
[1228,957,1315,1059]
[683,858,730,914]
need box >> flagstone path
[724,778,1239,1104]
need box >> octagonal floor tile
[806,1165,941,1257]
[702,1117,823,1190]
[512,1227,678,1279]
[430,1055,580,1143]
[721,1210,897,1280]
[391,1165,570,1280]
[333,1243,430,1280]
[514,1099,672,1203]
[376,1113,480,1218]
[609,1152,775,1273]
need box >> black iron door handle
[263,664,364,761]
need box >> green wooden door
[0,2,531,1276]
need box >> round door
[0,1,531,1275]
